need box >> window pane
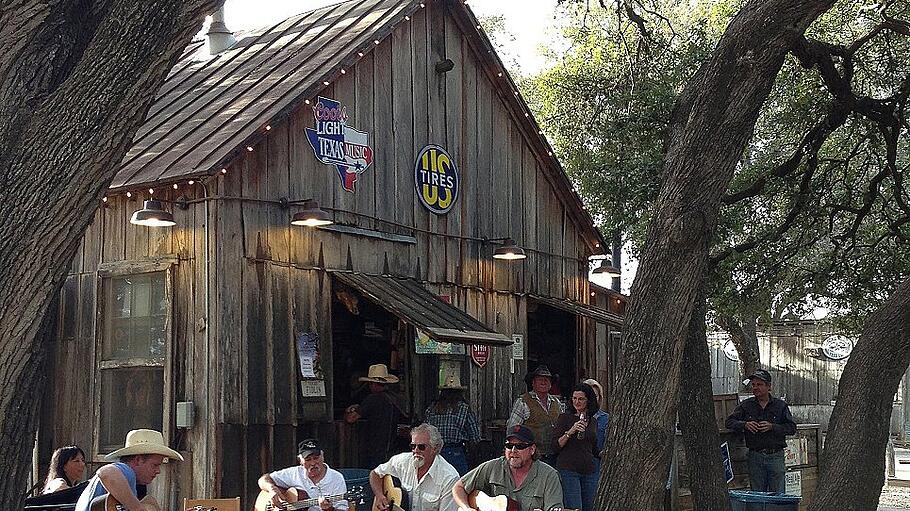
[99,367,164,452]
[104,272,167,360]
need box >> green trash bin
[729,490,801,511]
[339,468,373,509]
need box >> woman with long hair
[582,378,610,466]
[551,383,600,511]
[42,445,86,494]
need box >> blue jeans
[747,449,787,493]
[558,468,598,511]
[441,445,469,475]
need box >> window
[96,270,170,454]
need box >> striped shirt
[424,401,481,445]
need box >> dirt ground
[879,484,910,509]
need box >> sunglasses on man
[504,443,532,451]
[410,443,429,451]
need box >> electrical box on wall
[176,401,194,429]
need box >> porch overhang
[331,271,512,347]
[529,294,624,327]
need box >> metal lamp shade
[130,200,176,227]
[291,200,333,227]
[592,258,621,277]
[493,238,526,260]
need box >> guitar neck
[288,493,350,510]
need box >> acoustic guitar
[467,490,576,511]
[254,486,363,511]
[89,494,161,511]
[371,475,407,511]
[468,490,519,511]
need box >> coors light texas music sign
[305,96,374,192]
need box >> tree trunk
[596,1,835,508]
[679,285,732,511]
[716,312,760,377]
[808,277,910,510]
[0,1,218,506]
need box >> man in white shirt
[258,438,349,511]
[370,424,459,511]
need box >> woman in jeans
[552,383,600,511]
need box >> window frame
[93,258,176,462]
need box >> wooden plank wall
[708,322,845,405]
[41,188,212,507]
[44,1,604,506]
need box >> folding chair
[183,497,241,511]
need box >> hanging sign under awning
[415,145,459,214]
[415,329,466,355]
[470,344,490,368]
[305,96,374,192]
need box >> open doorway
[527,302,577,398]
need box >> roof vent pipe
[207,7,236,55]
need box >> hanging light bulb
[493,238,526,260]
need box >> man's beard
[507,456,527,469]
[412,454,426,469]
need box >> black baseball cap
[297,438,322,458]
[745,369,772,384]
[505,425,535,444]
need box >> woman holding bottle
[551,383,600,511]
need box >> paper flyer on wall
[296,331,322,379]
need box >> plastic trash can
[729,490,801,511]
[339,468,373,509]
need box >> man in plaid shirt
[423,374,480,474]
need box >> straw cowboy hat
[103,429,184,462]
[358,363,400,384]
[440,373,466,390]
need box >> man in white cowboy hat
[422,373,480,475]
[507,365,564,465]
[348,363,406,468]
[75,429,183,511]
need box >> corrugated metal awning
[530,294,624,326]
[332,272,512,346]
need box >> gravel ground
[879,484,910,509]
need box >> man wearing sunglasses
[453,425,563,511]
[370,423,460,511]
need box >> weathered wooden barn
[37,0,625,507]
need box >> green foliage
[524,0,910,332]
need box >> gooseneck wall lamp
[129,199,187,227]
[290,199,334,227]
[492,237,527,261]
[591,255,621,277]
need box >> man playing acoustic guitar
[258,438,349,511]
[75,429,182,511]
[452,425,563,511]
[370,423,459,511]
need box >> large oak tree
[0,0,218,506]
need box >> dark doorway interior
[527,303,576,398]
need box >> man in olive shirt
[726,369,797,493]
[452,425,563,511]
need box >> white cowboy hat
[103,429,184,462]
[440,373,466,390]
[358,364,400,384]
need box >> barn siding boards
[410,6,432,283]
[443,12,463,285]
[459,43,479,288]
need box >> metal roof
[111,0,415,190]
[332,271,512,346]
[529,294,624,327]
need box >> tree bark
[808,277,910,511]
[596,1,835,508]
[0,1,218,506]
[716,312,760,377]
[679,285,732,511]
